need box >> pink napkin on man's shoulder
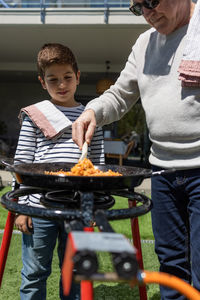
[178,0,200,87]
[19,100,72,139]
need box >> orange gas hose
[141,271,200,300]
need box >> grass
[0,186,12,229]
[0,186,160,299]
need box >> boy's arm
[14,115,37,205]
[15,215,33,235]
[14,115,36,165]
[13,115,37,234]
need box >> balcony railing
[0,0,131,24]
[0,0,130,8]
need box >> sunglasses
[129,0,160,16]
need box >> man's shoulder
[137,27,157,43]
[131,27,157,55]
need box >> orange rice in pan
[45,158,122,177]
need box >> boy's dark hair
[37,43,79,79]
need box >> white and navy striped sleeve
[14,115,36,164]
[89,127,105,165]
[14,116,36,204]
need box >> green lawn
[0,186,12,229]
[0,186,160,299]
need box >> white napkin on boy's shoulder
[178,0,200,87]
[19,100,72,140]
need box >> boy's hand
[15,215,33,235]
[72,109,96,149]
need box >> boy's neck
[51,99,80,107]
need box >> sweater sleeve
[85,45,140,127]
[14,115,37,205]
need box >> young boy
[14,43,104,300]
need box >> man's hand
[15,215,33,235]
[72,109,96,149]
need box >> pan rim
[13,162,152,179]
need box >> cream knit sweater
[86,24,200,169]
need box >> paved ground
[0,169,13,187]
[135,178,151,195]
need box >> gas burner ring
[39,190,115,210]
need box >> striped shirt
[14,103,105,207]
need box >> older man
[72,1,200,299]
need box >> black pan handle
[0,158,26,172]
[151,168,176,176]
[0,159,22,184]
[0,159,15,172]
[144,168,177,178]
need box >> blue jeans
[151,166,200,300]
[20,218,80,300]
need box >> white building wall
[0,80,98,141]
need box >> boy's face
[39,63,80,107]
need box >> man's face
[135,0,191,35]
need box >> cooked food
[45,158,122,177]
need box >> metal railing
[0,0,131,24]
[0,0,130,8]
